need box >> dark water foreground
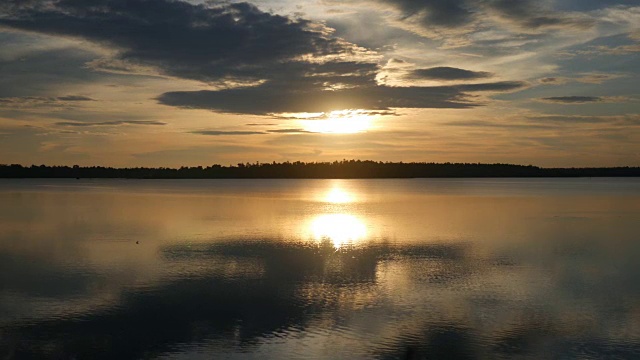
[1,178,639,359]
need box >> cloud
[272,110,398,120]
[0,46,107,98]
[326,0,594,46]
[0,0,369,83]
[538,73,623,85]
[584,44,640,55]
[267,129,313,134]
[378,0,475,29]
[525,114,640,125]
[441,113,640,130]
[485,0,593,31]
[158,80,526,115]
[441,120,557,130]
[408,67,493,81]
[56,95,95,101]
[191,130,266,136]
[455,81,527,92]
[539,77,570,85]
[0,95,96,108]
[0,0,528,116]
[56,120,166,127]
[575,73,624,84]
[539,96,627,104]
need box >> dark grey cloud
[348,0,594,39]
[540,96,604,104]
[1,0,527,116]
[191,130,266,136]
[455,81,527,92]
[379,0,474,28]
[539,77,568,85]
[554,0,640,11]
[158,81,526,115]
[56,120,166,127]
[56,95,95,101]
[0,0,358,83]
[485,0,593,30]
[0,46,115,98]
[409,67,493,81]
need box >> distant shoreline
[2,161,639,179]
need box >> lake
[1,178,639,359]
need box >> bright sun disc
[301,109,373,134]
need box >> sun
[301,109,374,134]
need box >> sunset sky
[1,0,639,167]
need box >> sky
[0,0,639,167]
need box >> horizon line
[2,160,640,170]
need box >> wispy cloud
[56,95,95,101]
[191,130,266,136]
[407,67,493,81]
[538,73,623,85]
[0,96,96,108]
[56,120,166,127]
[267,128,313,134]
[538,96,628,104]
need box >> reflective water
[1,178,639,359]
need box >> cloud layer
[56,120,166,127]
[539,96,628,104]
[0,0,527,116]
[408,67,493,81]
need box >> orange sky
[0,0,639,167]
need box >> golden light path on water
[324,187,354,203]
[309,214,367,249]
[305,182,367,249]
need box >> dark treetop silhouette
[1,161,639,178]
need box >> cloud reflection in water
[1,178,639,359]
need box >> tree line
[1,160,639,178]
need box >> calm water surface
[1,178,639,359]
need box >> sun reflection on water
[309,213,367,249]
[306,183,367,248]
[317,180,361,204]
[324,187,354,203]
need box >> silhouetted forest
[1,161,639,178]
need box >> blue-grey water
[1,178,639,359]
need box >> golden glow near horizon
[301,109,373,134]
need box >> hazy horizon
[3,159,640,167]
